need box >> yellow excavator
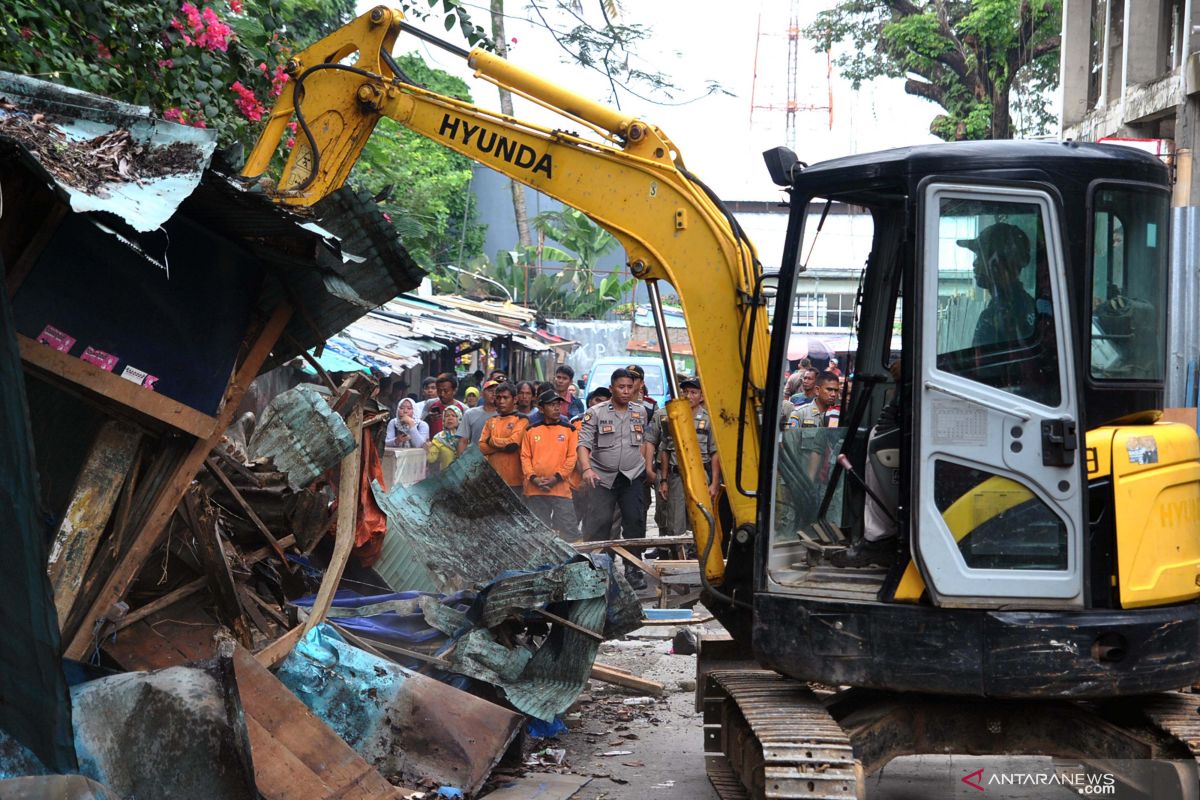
[245,7,1200,797]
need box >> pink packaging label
[36,325,75,353]
[80,346,118,372]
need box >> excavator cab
[744,141,1200,698]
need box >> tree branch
[905,77,946,104]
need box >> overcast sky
[371,0,945,200]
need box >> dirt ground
[513,617,1097,800]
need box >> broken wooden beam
[203,457,293,570]
[572,534,693,552]
[47,419,142,628]
[302,403,362,635]
[181,485,254,648]
[590,661,665,695]
[64,303,292,661]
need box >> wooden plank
[590,661,664,695]
[302,403,363,634]
[64,303,293,661]
[47,419,142,628]
[573,534,693,552]
[203,457,293,570]
[231,646,404,800]
[534,607,603,642]
[254,625,306,670]
[610,545,662,584]
[19,335,218,438]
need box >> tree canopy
[0,0,487,270]
[806,0,1062,140]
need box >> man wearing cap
[625,364,658,416]
[521,389,580,539]
[654,376,721,537]
[460,379,500,447]
[577,368,651,588]
[959,222,1036,348]
[478,383,528,490]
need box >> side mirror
[763,147,801,187]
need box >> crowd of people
[374,363,721,590]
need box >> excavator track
[1142,691,1200,768]
[702,670,861,800]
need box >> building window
[825,294,856,328]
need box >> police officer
[578,368,650,589]
[654,376,721,537]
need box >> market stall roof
[0,71,424,369]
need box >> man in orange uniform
[521,389,579,539]
[478,383,528,490]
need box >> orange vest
[520,422,578,498]
[478,413,528,487]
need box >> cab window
[1089,185,1169,382]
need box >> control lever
[836,454,898,525]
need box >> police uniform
[577,400,649,542]
[655,404,717,536]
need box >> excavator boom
[243,6,771,585]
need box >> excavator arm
[243,6,771,585]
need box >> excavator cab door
[913,182,1085,607]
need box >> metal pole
[646,280,680,398]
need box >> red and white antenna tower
[749,0,833,151]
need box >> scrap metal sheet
[276,625,521,795]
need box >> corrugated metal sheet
[246,385,355,490]
[0,72,216,232]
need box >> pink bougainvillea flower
[258,62,269,73]
[287,121,298,133]
[163,107,185,123]
[157,58,175,69]
[230,80,265,122]
[19,27,33,40]
[382,212,392,223]
[269,65,289,97]
[286,137,296,148]
[229,0,243,13]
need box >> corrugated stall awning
[0,70,426,370]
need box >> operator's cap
[538,389,566,405]
[482,379,501,389]
[625,364,645,379]
[679,375,701,390]
[956,222,1030,264]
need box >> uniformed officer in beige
[577,368,650,545]
[654,376,721,536]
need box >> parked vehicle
[583,356,668,408]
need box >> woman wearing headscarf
[426,405,464,475]
[385,397,429,448]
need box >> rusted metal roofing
[0,71,425,370]
[0,72,216,232]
